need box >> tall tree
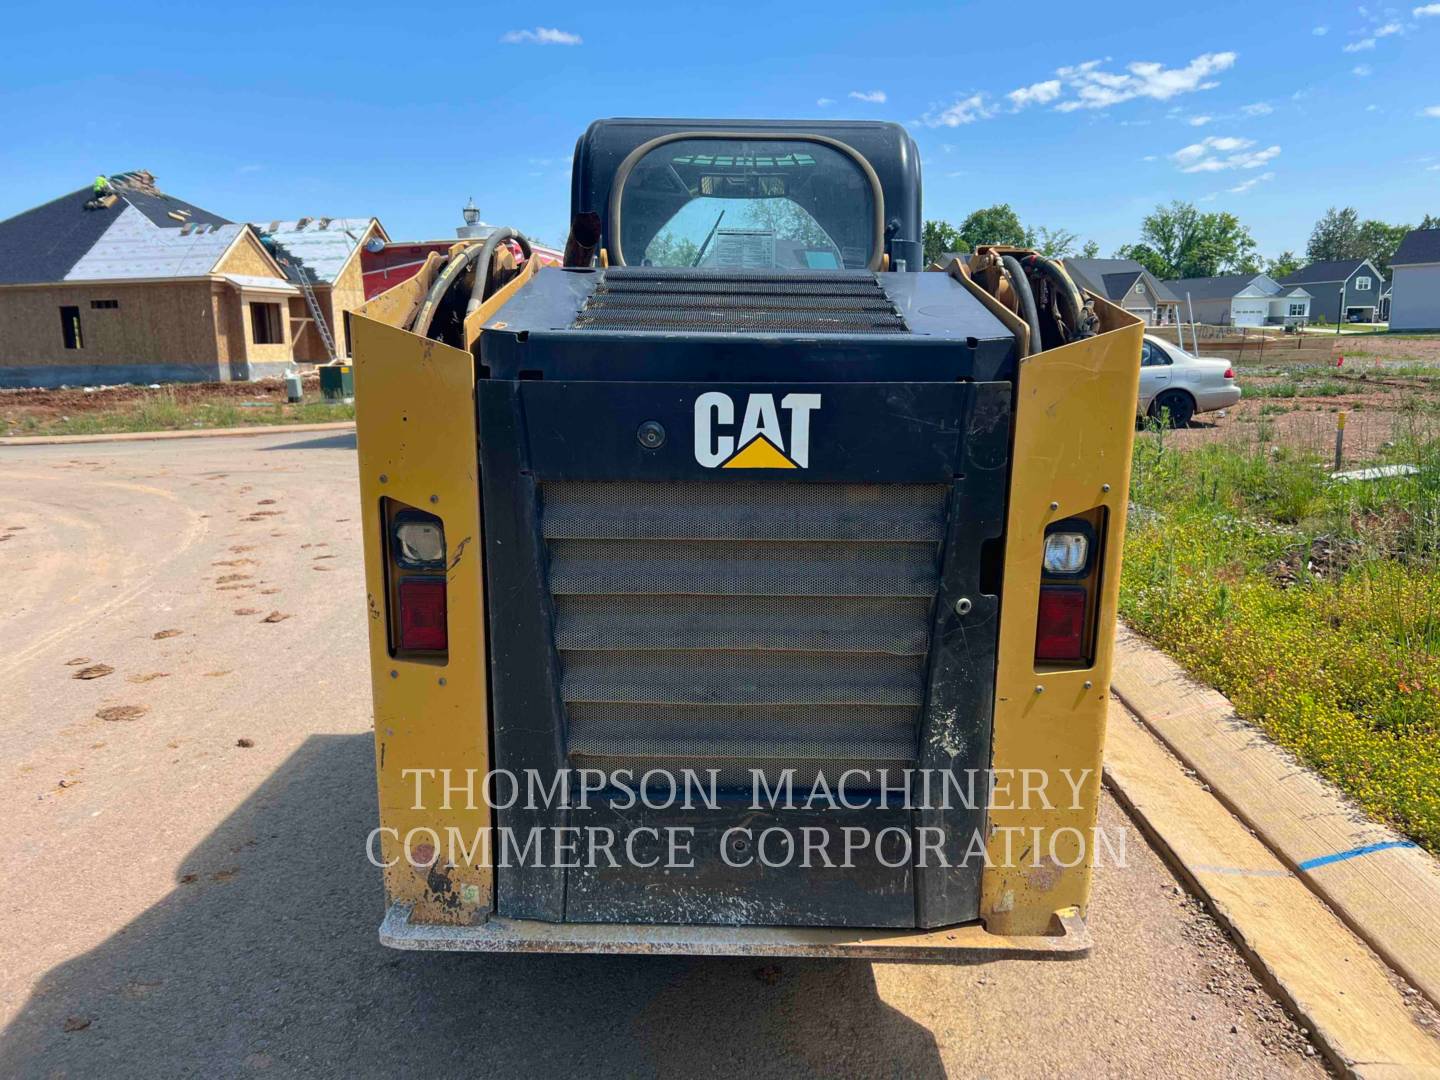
[1113,242,1170,281]
[1080,239,1101,259]
[1306,207,1362,262]
[1421,213,1440,231]
[958,204,1033,250]
[1117,202,1258,279]
[1034,225,1080,258]
[1266,251,1301,279]
[922,219,965,265]
[1356,219,1410,276]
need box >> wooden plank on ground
[1112,625,1440,1013]
[1105,704,1440,1078]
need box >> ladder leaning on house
[296,273,338,363]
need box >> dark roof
[1281,259,1371,285]
[0,172,229,286]
[1101,270,1142,299]
[1064,258,1179,304]
[1163,274,1262,301]
[1392,228,1440,267]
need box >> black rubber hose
[1024,254,1093,340]
[465,228,531,317]
[1000,254,1043,356]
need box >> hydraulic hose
[1000,254,1043,356]
[1023,254,1095,341]
[412,229,531,340]
[464,228,531,317]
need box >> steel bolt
[430,494,440,504]
[1083,680,1094,690]
[438,677,447,687]
[1101,483,1111,493]
[637,420,667,450]
[954,597,973,616]
[1049,501,1059,511]
[1035,684,1045,694]
[389,670,398,679]
[379,474,389,484]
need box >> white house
[1163,273,1311,327]
[1389,228,1440,331]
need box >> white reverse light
[1043,531,1089,575]
[396,520,445,566]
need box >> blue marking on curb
[1298,840,1417,871]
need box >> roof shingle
[1392,228,1440,267]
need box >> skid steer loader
[352,118,1142,960]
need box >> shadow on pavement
[0,735,943,1078]
[260,432,357,452]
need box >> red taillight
[397,578,448,652]
[1035,585,1087,663]
[1223,367,1235,380]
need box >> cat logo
[693,391,822,469]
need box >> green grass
[4,394,353,437]
[1122,411,1440,850]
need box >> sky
[2,0,1438,262]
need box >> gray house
[1388,228,1440,331]
[1280,259,1386,323]
[1163,273,1311,326]
[1062,258,1180,324]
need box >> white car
[1138,335,1241,427]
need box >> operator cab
[570,118,925,273]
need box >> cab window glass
[618,138,877,270]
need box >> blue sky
[2,1,1437,260]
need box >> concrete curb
[0,421,355,447]
[1105,703,1440,1078]
[1111,623,1440,1012]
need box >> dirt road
[0,431,1323,1078]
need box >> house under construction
[0,171,384,387]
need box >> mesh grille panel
[542,481,946,780]
[573,268,908,334]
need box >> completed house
[1062,258,1180,324]
[1280,258,1386,324]
[1163,273,1311,326]
[1388,227,1440,331]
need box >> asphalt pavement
[0,430,1324,1078]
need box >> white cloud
[1006,79,1062,108]
[1353,64,1374,75]
[1170,135,1281,172]
[816,97,835,107]
[920,93,997,127]
[1423,105,1440,116]
[1050,52,1237,111]
[849,89,887,103]
[1417,3,1440,15]
[1313,24,1330,34]
[1429,164,1440,171]
[1366,104,1381,112]
[1344,37,1377,51]
[945,170,966,179]
[1142,154,1158,161]
[1376,21,1404,35]
[1189,115,1213,126]
[500,27,582,45]
[1240,102,1274,116]
[1228,171,1275,193]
